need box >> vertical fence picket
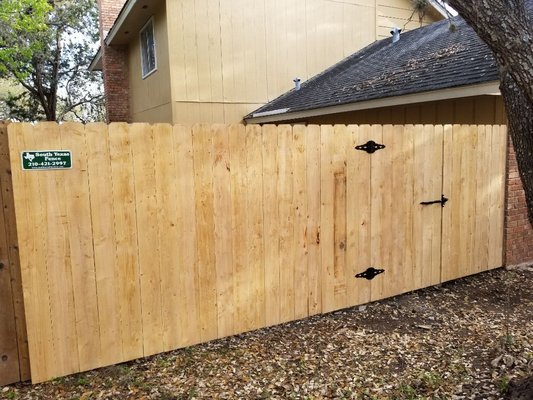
[9,123,55,383]
[488,126,506,268]
[85,123,123,367]
[153,123,182,352]
[305,125,322,316]
[60,122,101,372]
[346,125,371,306]
[261,125,281,327]
[229,124,251,333]
[211,124,234,338]
[244,125,265,330]
[109,123,143,362]
[278,125,295,323]
[131,123,164,357]
[0,124,21,386]
[474,125,490,272]
[173,125,200,347]
[320,125,334,313]
[292,125,308,320]
[192,124,218,342]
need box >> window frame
[139,17,158,79]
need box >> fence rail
[3,122,507,383]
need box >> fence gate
[320,124,506,313]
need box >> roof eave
[428,0,458,17]
[104,0,138,46]
[88,47,103,71]
[244,81,500,124]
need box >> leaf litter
[2,267,532,400]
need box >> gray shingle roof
[247,16,499,118]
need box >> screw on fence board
[1,355,7,362]
[355,267,385,280]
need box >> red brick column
[101,45,130,123]
[504,138,533,267]
[97,0,126,36]
[97,0,130,123]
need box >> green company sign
[21,150,72,170]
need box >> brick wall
[101,45,130,122]
[97,0,127,34]
[97,0,130,123]
[504,138,533,267]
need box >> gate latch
[355,140,385,154]
[355,267,385,280]
[420,194,448,207]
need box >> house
[244,10,533,270]
[92,0,448,124]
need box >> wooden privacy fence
[1,122,507,383]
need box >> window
[140,18,157,78]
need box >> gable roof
[245,15,499,122]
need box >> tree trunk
[500,73,533,225]
[447,0,533,226]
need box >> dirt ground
[2,267,532,400]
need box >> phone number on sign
[27,161,69,167]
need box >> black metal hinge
[355,267,385,280]
[420,194,449,207]
[355,140,385,154]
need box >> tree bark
[447,0,533,225]
[500,72,533,225]
[447,0,533,103]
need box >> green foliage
[4,90,46,120]
[4,390,17,400]
[497,375,510,393]
[0,0,51,71]
[0,0,51,78]
[420,371,442,390]
[399,383,419,399]
[0,0,104,122]
[76,375,90,386]
[187,388,198,399]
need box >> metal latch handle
[420,194,448,207]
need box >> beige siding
[172,102,263,124]
[303,96,507,125]
[165,0,441,123]
[132,103,173,124]
[128,4,172,123]
[377,0,438,38]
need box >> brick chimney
[97,0,131,123]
